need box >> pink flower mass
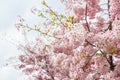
[14,0,120,80]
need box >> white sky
[0,0,64,80]
[0,0,39,80]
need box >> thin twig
[45,4,66,27]
[23,24,60,39]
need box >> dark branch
[85,4,90,32]
[109,55,116,71]
[100,50,116,71]
[108,0,112,30]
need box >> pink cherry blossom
[13,0,120,80]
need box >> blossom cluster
[15,0,120,80]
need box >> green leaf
[65,23,68,28]
[41,1,46,6]
[52,17,57,21]
[45,29,50,34]
[95,52,101,56]
[60,14,65,19]
[66,16,74,23]
[110,46,117,54]
[38,12,44,17]
[82,54,87,58]
[49,12,54,16]
[35,25,40,31]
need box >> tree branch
[100,50,116,71]
[85,4,90,32]
[108,0,112,30]
[109,55,116,71]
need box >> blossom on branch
[14,0,120,80]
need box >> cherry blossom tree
[15,0,120,80]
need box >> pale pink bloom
[73,6,85,20]
[109,0,120,21]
